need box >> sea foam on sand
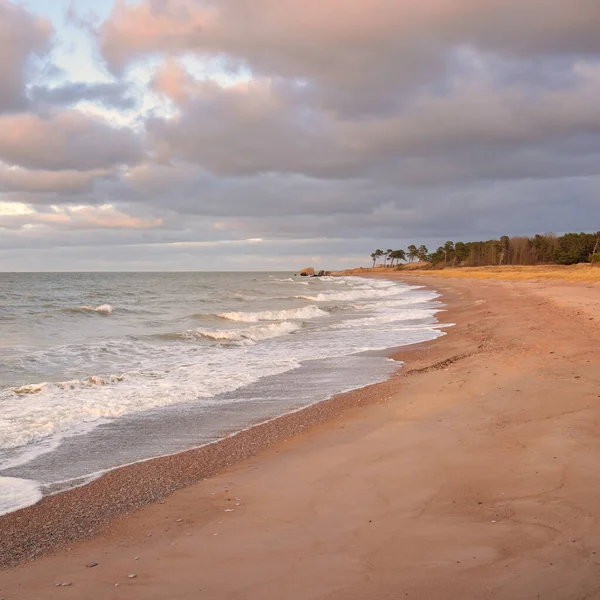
[0,477,42,516]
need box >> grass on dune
[336,265,600,282]
[398,264,600,282]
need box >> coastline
[2,274,600,599]
[0,364,416,568]
[0,277,451,569]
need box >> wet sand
[1,274,600,599]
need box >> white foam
[296,287,399,302]
[0,477,42,516]
[0,353,301,452]
[192,321,301,343]
[352,295,439,311]
[218,305,327,323]
[10,374,125,397]
[331,309,438,329]
[11,383,47,395]
[79,304,113,315]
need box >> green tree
[431,247,445,266]
[443,241,455,265]
[371,249,384,267]
[389,249,406,266]
[454,241,469,264]
[385,249,393,267]
[554,233,598,264]
[407,245,418,263]
[417,245,429,261]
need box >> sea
[0,272,447,516]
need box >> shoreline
[2,274,599,599]
[0,370,408,568]
[0,278,452,569]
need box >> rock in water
[300,267,315,276]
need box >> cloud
[29,81,138,111]
[99,0,600,112]
[0,164,111,194]
[0,0,52,112]
[0,203,162,231]
[151,56,196,104]
[144,64,600,179]
[0,110,144,171]
[147,77,356,176]
[2,0,600,270]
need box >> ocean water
[0,272,447,515]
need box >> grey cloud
[8,148,599,233]
[2,170,598,271]
[29,81,138,111]
[98,163,388,218]
[99,0,600,114]
[0,1,52,113]
[98,0,600,188]
[145,73,600,181]
[208,178,600,244]
[146,76,359,177]
[394,145,600,188]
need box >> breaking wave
[11,374,126,396]
[190,321,301,344]
[1,358,303,454]
[65,304,113,315]
[296,287,399,302]
[218,305,328,323]
[330,310,438,329]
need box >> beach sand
[1,274,600,599]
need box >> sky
[1,0,600,271]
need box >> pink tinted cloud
[0,204,163,231]
[151,56,196,103]
[0,110,143,171]
[99,0,600,75]
[0,165,111,194]
[100,0,210,72]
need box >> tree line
[370,231,600,268]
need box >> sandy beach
[1,273,600,599]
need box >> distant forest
[371,231,600,268]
